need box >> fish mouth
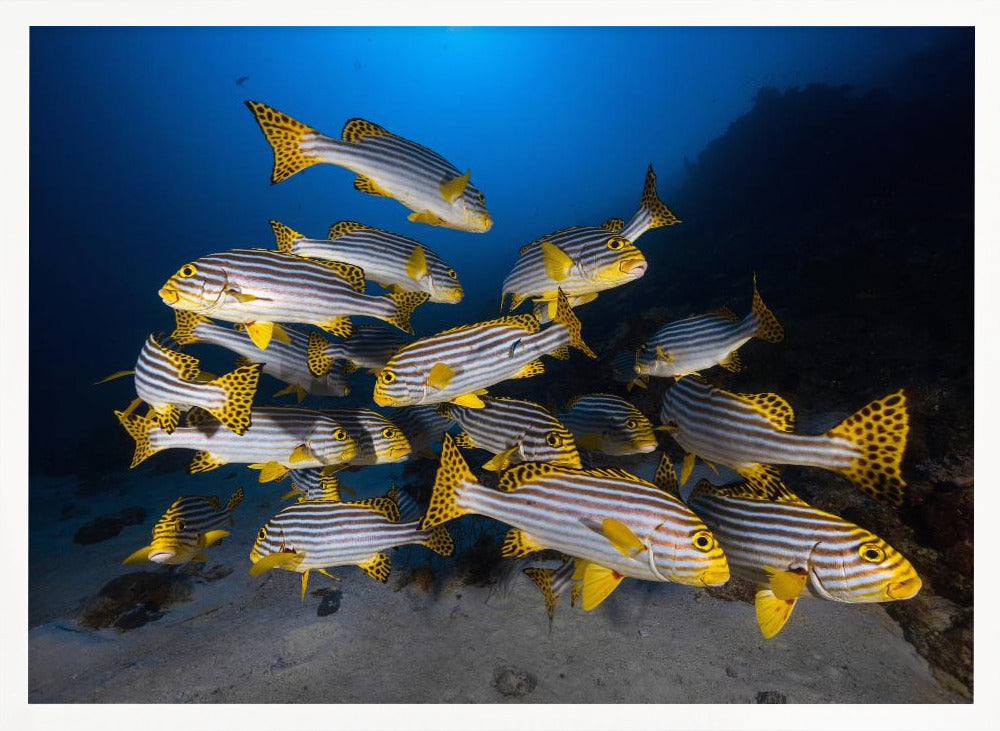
[387,445,411,460]
[148,550,177,564]
[159,286,179,305]
[372,392,393,407]
[699,567,730,586]
[478,215,493,232]
[886,575,922,600]
[619,257,647,277]
[631,436,659,454]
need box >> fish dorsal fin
[151,337,201,381]
[405,244,428,280]
[709,305,739,323]
[653,453,679,496]
[341,117,391,143]
[600,217,625,232]
[268,220,303,254]
[205,495,222,511]
[692,465,805,505]
[733,391,795,431]
[438,315,539,336]
[327,220,373,240]
[310,258,366,294]
[353,497,400,522]
[579,466,642,481]
[497,462,557,492]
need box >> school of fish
[98,98,919,640]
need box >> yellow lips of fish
[886,575,922,600]
[699,567,731,586]
[159,285,180,305]
[619,256,647,277]
[372,390,394,407]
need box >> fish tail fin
[306,331,334,377]
[170,311,210,345]
[421,525,455,557]
[227,488,245,513]
[114,409,161,468]
[421,433,476,529]
[206,363,264,435]
[552,289,596,358]
[244,100,325,184]
[827,390,909,507]
[269,219,304,254]
[386,291,429,334]
[751,274,784,343]
[622,164,681,240]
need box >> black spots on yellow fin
[751,274,784,343]
[720,350,742,373]
[268,219,303,254]
[709,305,739,323]
[151,336,202,381]
[357,552,391,583]
[452,431,476,449]
[171,311,210,345]
[244,100,323,185]
[312,258,366,293]
[600,217,625,232]
[354,497,401,523]
[226,488,244,513]
[341,118,391,143]
[550,345,570,361]
[205,362,264,435]
[386,291,429,335]
[154,403,181,434]
[185,406,215,428]
[306,331,333,377]
[523,567,559,622]
[421,433,476,529]
[717,465,806,505]
[421,526,455,557]
[827,389,909,507]
[114,409,161,468]
[552,289,597,359]
[439,314,540,336]
[734,391,795,432]
[188,451,225,474]
[354,175,390,197]
[318,316,353,339]
[638,164,682,229]
[501,528,546,558]
[512,360,545,379]
[653,452,679,496]
[327,220,374,239]
[755,587,799,639]
[497,462,556,492]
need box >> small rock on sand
[755,690,787,703]
[493,666,537,698]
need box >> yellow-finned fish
[658,376,910,507]
[281,467,349,503]
[122,489,243,565]
[249,487,454,600]
[321,408,411,467]
[635,275,783,379]
[270,220,464,303]
[114,405,358,482]
[158,248,427,350]
[245,100,492,233]
[655,460,920,638]
[501,165,680,318]
[557,393,657,455]
[373,289,595,408]
[421,435,729,611]
[389,406,452,460]
[305,325,412,379]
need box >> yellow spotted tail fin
[421,433,477,530]
[386,291,429,335]
[171,311,211,345]
[306,331,334,378]
[244,100,325,184]
[421,525,455,556]
[751,274,784,343]
[205,363,263,435]
[269,219,304,254]
[226,488,245,514]
[623,164,681,240]
[114,409,162,468]
[827,390,909,507]
[552,289,596,359]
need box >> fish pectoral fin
[252,461,290,483]
[440,169,470,203]
[273,383,297,398]
[249,551,305,577]
[540,241,574,282]
[500,527,546,558]
[226,288,260,304]
[655,345,673,363]
[357,552,391,583]
[763,566,808,601]
[191,553,210,562]
[94,369,136,385]
[203,530,230,547]
[289,444,313,463]
[244,321,274,350]
[270,322,292,344]
[579,560,626,612]
[122,545,153,565]
[426,362,455,390]
[450,393,486,408]
[408,210,446,225]
[599,518,646,558]
[405,245,428,280]
[282,485,304,501]
[755,587,799,639]
[482,445,519,472]
[679,452,696,487]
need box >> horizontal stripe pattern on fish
[321,408,411,465]
[636,313,758,377]
[558,393,657,455]
[389,406,451,455]
[132,489,243,565]
[320,326,413,371]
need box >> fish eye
[625,418,639,430]
[178,263,197,278]
[380,370,396,384]
[859,543,886,563]
[446,268,458,280]
[256,527,267,542]
[176,520,186,531]
[334,428,348,441]
[545,431,564,448]
[692,530,714,552]
[382,427,397,439]
[606,237,627,250]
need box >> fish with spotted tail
[245,100,492,233]
[123,489,244,565]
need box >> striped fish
[611,350,648,391]
[655,459,920,638]
[501,165,680,317]
[658,376,909,507]
[437,396,581,470]
[558,393,657,456]
[635,276,784,378]
[114,405,358,482]
[305,325,412,379]
[282,467,348,502]
[170,312,348,402]
[122,489,243,565]
[271,220,463,303]
[245,100,492,233]
[107,333,263,435]
[523,557,579,623]
[249,488,454,600]
[158,248,428,349]
[389,406,451,459]
[321,408,411,467]
[373,289,596,408]
[421,434,729,610]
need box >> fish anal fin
[720,350,742,373]
[244,321,274,350]
[357,552,391,583]
[451,393,485,408]
[580,561,625,611]
[318,316,353,339]
[512,359,545,379]
[188,451,225,474]
[500,528,546,558]
[755,587,798,639]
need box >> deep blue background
[29,26,963,471]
